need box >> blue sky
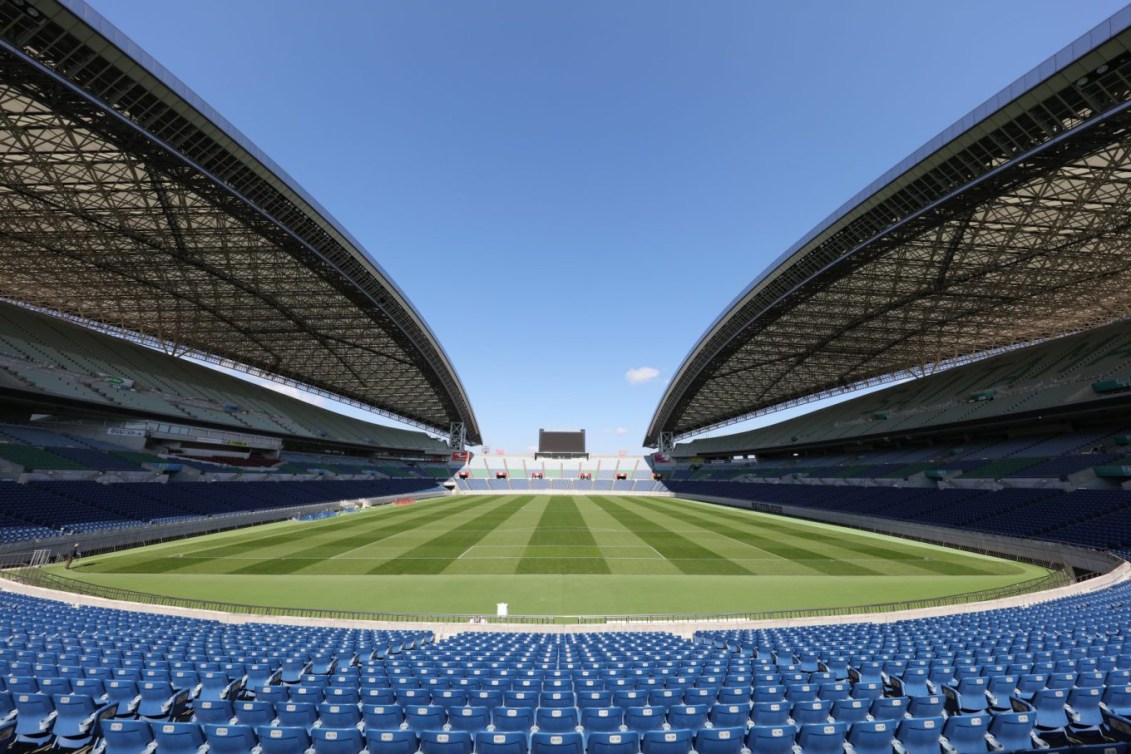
[89,0,1128,456]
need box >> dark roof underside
[647,11,1131,447]
[0,0,480,444]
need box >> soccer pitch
[57,495,1050,616]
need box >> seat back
[447,706,491,733]
[667,704,707,729]
[99,719,154,754]
[13,692,55,737]
[831,698,868,723]
[474,731,528,754]
[531,732,584,754]
[420,730,474,754]
[869,696,907,721]
[894,716,943,754]
[366,730,420,754]
[905,695,944,718]
[585,731,641,754]
[624,706,664,734]
[362,704,405,730]
[257,726,312,754]
[153,722,207,754]
[845,720,894,754]
[939,715,988,754]
[1066,686,1104,726]
[194,699,235,725]
[640,729,692,754]
[536,706,580,733]
[275,701,318,729]
[796,722,848,754]
[693,727,744,754]
[792,700,832,726]
[493,706,535,732]
[745,725,797,754]
[1031,687,1070,730]
[985,712,1036,752]
[580,707,624,733]
[202,724,258,754]
[311,727,365,754]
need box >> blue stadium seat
[420,730,474,754]
[586,731,640,754]
[693,727,745,754]
[202,724,259,754]
[256,686,289,705]
[796,722,848,754]
[311,727,365,754]
[666,704,707,730]
[1104,685,1131,717]
[365,731,419,754]
[750,701,790,727]
[531,732,585,754]
[152,722,207,754]
[830,698,869,724]
[905,695,944,718]
[405,704,447,733]
[580,707,625,733]
[537,707,580,733]
[494,707,536,733]
[138,682,190,721]
[475,731,529,754]
[319,702,362,729]
[13,692,56,748]
[233,701,274,728]
[864,700,909,723]
[708,703,748,728]
[361,688,397,706]
[446,706,490,734]
[792,700,832,726]
[276,702,319,731]
[846,720,895,754]
[257,726,313,754]
[892,716,943,754]
[52,693,116,751]
[624,707,665,736]
[938,714,989,754]
[745,724,797,754]
[194,699,235,725]
[97,719,154,754]
[640,729,692,754]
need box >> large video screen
[539,429,586,453]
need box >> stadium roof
[646,8,1131,448]
[0,0,481,445]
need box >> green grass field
[54,495,1050,616]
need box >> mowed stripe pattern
[81,495,1023,579]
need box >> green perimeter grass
[52,495,1051,616]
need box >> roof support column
[449,422,466,451]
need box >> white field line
[616,497,793,563]
[328,528,420,560]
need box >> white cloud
[625,366,660,385]
[615,428,629,435]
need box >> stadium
[2,1,1131,754]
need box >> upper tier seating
[0,302,444,452]
[662,481,1131,551]
[0,478,444,543]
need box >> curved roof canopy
[647,8,1131,448]
[0,0,480,444]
